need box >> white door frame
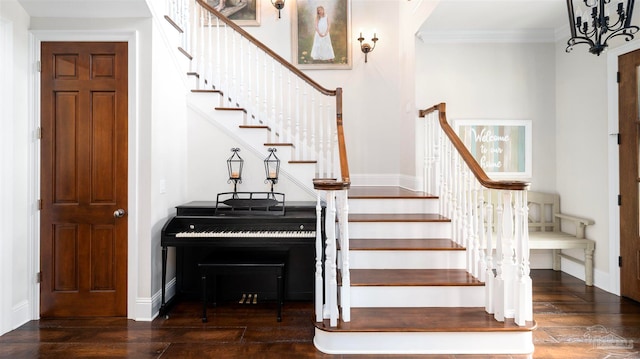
[0,16,15,335]
[28,29,140,320]
[606,40,640,296]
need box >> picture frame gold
[292,0,352,70]
[203,0,260,26]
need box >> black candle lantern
[227,147,244,194]
[264,148,280,194]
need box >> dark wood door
[40,42,128,317]
[619,49,640,303]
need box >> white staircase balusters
[419,104,532,326]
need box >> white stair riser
[343,250,465,269]
[349,198,439,214]
[313,329,534,355]
[348,286,484,307]
[348,222,451,239]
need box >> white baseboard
[135,277,176,322]
[10,300,30,332]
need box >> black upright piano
[160,197,321,315]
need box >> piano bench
[198,254,286,323]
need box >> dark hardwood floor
[1,270,639,358]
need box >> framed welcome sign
[455,119,532,178]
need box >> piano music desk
[198,253,285,322]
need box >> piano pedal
[246,294,253,304]
[253,293,258,304]
[238,293,247,304]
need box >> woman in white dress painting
[310,6,335,62]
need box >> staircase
[159,0,536,355]
[313,186,536,355]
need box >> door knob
[113,209,126,218]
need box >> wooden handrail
[419,103,529,191]
[196,0,350,189]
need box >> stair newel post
[515,190,533,326]
[323,190,339,326]
[493,190,505,321]
[337,189,351,322]
[315,193,324,322]
[484,190,495,314]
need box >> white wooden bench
[526,191,595,286]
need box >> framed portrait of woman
[292,0,352,69]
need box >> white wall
[554,36,634,292]
[149,14,191,309]
[0,0,31,335]
[241,0,413,186]
[414,41,557,192]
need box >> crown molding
[416,29,559,44]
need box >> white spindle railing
[165,0,352,327]
[420,103,532,326]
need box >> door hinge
[36,127,42,140]
[38,199,42,210]
[618,194,622,206]
[36,272,42,283]
[36,61,41,72]
[617,71,621,83]
[619,256,622,267]
[617,133,621,145]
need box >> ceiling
[417,0,569,42]
[16,0,151,18]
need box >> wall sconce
[271,0,285,19]
[264,148,280,195]
[227,147,244,195]
[358,31,378,63]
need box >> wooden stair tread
[349,213,450,222]
[349,186,436,199]
[314,307,536,333]
[350,269,483,286]
[349,238,464,250]
[191,89,221,94]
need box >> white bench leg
[552,249,561,271]
[584,245,594,286]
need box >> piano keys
[160,200,322,316]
